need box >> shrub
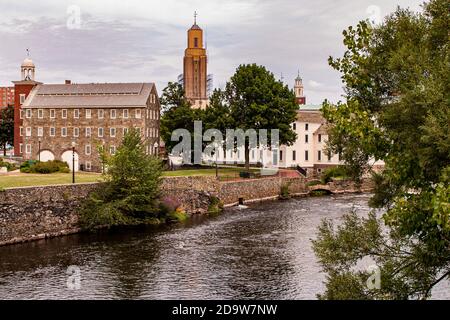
[208,196,224,215]
[306,179,323,187]
[0,158,17,171]
[24,160,70,174]
[279,183,291,200]
[321,166,349,184]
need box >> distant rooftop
[299,104,322,111]
[23,82,155,108]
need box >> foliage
[313,0,450,299]
[211,64,298,171]
[23,160,70,174]
[320,166,349,184]
[160,82,204,153]
[208,196,224,215]
[306,179,323,187]
[279,183,291,200]
[79,129,163,229]
[0,158,17,172]
[19,160,38,173]
[0,106,14,156]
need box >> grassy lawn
[0,167,259,189]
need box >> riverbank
[0,176,373,246]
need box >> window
[318,134,322,143]
[50,109,55,118]
[123,127,129,135]
[26,127,31,137]
[19,94,26,104]
[194,37,198,47]
[98,127,104,137]
[38,109,43,119]
[292,150,296,161]
[50,127,55,137]
[20,110,24,119]
[19,144,23,154]
[110,128,116,137]
[305,150,309,161]
[85,144,91,155]
[26,144,31,154]
[305,134,309,143]
[62,109,67,119]
[318,150,322,161]
[135,109,141,119]
[26,109,32,118]
[123,109,129,119]
[85,161,92,170]
[110,146,116,155]
[61,127,67,137]
[74,109,79,119]
[293,123,296,130]
[98,109,104,119]
[37,127,43,137]
[73,127,79,137]
[305,123,309,131]
[146,109,149,119]
[86,127,91,137]
[86,109,92,119]
[252,150,255,159]
[280,150,283,161]
[19,127,23,136]
[110,109,116,119]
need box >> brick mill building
[0,86,15,110]
[21,82,160,172]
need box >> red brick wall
[13,84,36,156]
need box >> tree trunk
[2,143,6,156]
[245,140,250,172]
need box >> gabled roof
[23,82,155,108]
[296,110,325,123]
[313,123,330,135]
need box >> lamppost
[38,138,41,162]
[71,141,76,184]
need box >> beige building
[21,82,160,172]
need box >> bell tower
[294,70,306,105]
[183,12,208,109]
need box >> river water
[0,193,448,299]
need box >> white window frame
[19,127,23,136]
[37,127,43,137]
[123,109,129,119]
[61,127,67,137]
[110,146,116,155]
[110,128,116,137]
[25,127,32,137]
[50,109,55,119]
[98,109,104,119]
[50,127,56,137]
[85,127,91,137]
[73,127,79,137]
[98,127,104,137]
[62,109,68,119]
[26,109,32,118]
[85,161,92,170]
[19,143,23,154]
[74,109,79,119]
[25,144,31,154]
[86,109,92,119]
[85,144,91,155]
[123,127,128,135]
[38,109,43,119]
[135,109,141,119]
[19,94,26,104]
[110,109,116,119]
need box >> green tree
[313,0,449,299]
[221,64,298,171]
[79,129,163,229]
[0,105,14,156]
[160,82,204,154]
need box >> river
[0,193,448,299]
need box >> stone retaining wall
[0,175,372,246]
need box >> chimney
[65,80,71,84]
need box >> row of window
[287,150,333,162]
[20,126,159,138]
[20,108,160,120]
[18,143,116,156]
[292,123,309,131]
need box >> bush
[306,179,323,187]
[208,196,224,215]
[321,166,349,184]
[22,160,70,174]
[0,158,17,171]
[279,183,291,200]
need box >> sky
[0,0,424,104]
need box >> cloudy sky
[0,0,423,104]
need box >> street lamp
[38,138,41,162]
[71,141,76,184]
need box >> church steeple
[294,70,306,105]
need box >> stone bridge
[307,184,333,194]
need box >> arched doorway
[61,150,79,172]
[38,150,55,162]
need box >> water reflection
[0,194,448,299]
